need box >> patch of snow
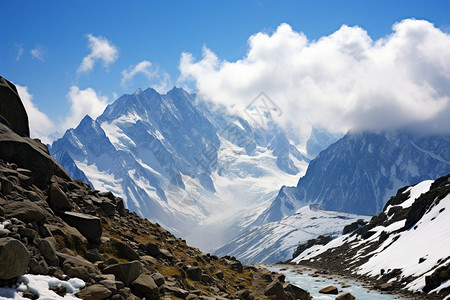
[400,180,433,209]
[75,160,124,199]
[0,274,85,299]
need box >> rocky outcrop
[0,76,29,137]
[291,235,332,260]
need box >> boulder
[0,76,29,137]
[151,272,165,286]
[3,200,47,225]
[57,252,99,276]
[264,280,286,300]
[61,211,102,240]
[112,239,139,260]
[48,183,71,211]
[145,242,161,256]
[76,284,112,300]
[319,286,338,294]
[38,237,59,266]
[186,267,202,281]
[164,285,189,298]
[283,283,311,300]
[0,123,70,188]
[0,237,30,279]
[336,293,355,300]
[46,223,87,248]
[159,249,173,260]
[103,261,143,286]
[130,273,159,299]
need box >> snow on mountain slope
[260,131,450,224]
[292,174,450,297]
[50,87,318,251]
[214,205,369,264]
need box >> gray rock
[264,280,286,299]
[0,237,30,280]
[103,261,143,286]
[151,272,165,286]
[159,249,173,260]
[92,197,116,217]
[67,266,92,281]
[186,267,202,281]
[28,258,49,275]
[3,200,47,225]
[0,76,29,137]
[77,284,112,300]
[38,237,59,266]
[112,240,139,260]
[48,183,71,211]
[319,286,338,294]
[99,279,118,294]
[61,211,102,240]
[283,283,311,300]
[0,122,70,189]
[130,273,159,299]
[164,285,189,298]
[145,242,161,257]
[336,293,356,300]
[56,252,98,276]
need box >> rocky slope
[259,130,450,224]
[291,175,450,299]
[0,76,312,299]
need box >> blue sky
[1,0,450,141]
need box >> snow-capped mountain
[292,174,450,297]
[214,205,368,264]
[258,130,450,223]
[50,87,326,251]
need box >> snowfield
[215,205,369,264]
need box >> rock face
[0,122,70,188]
[262,130,450,222]
[0,76,29,137]
[0,237,30,280]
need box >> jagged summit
[50,85,313,250]
[0,76,312,300]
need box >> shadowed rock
[0,76,29,137]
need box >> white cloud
[16,84,55,144]
[121,60,172,93]
[178,19,450,136]
[15,43,24,61]
[30,45,45,60]
[77,34,118,74]
[64,86,110,129]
